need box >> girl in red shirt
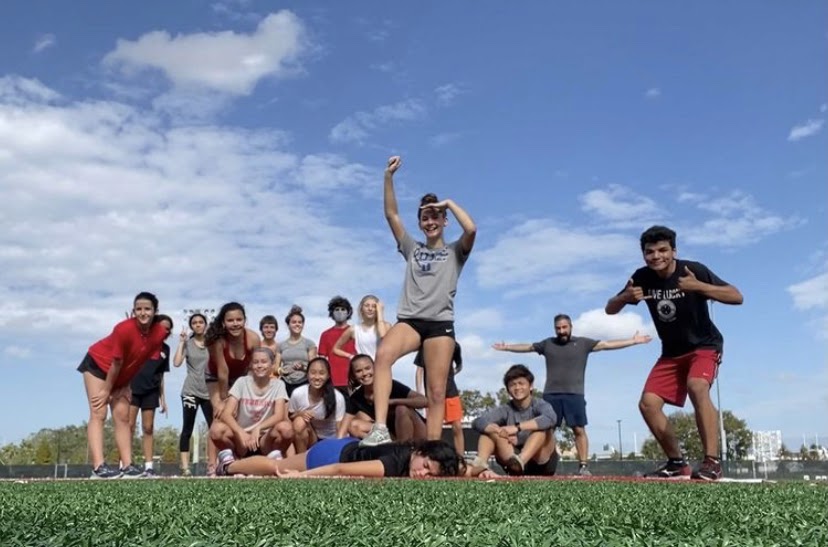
[77,291,171,479]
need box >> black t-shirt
[340,442,412,477]
[626,259,726,357]
[347,380,413,436]
[131,342,170,394]
[414,343,461,397]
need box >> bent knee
[639,393,663,414]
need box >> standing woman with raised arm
[362,156,477,446]
[173,312,214,476]
[333,294,392,363]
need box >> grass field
[2,478,827,546]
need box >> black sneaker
[120,464,144,479]
[141,467,158,478]
[503,454,525,476]
[692,459,722,481]
[90,463,122,479]
[644,460,692,479]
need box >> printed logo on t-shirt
[413,246,450,273]
[647,288,684,323]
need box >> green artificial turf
[1,479,826,546]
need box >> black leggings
[179,395,213,452]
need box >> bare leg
[451,421,464,455]
[141,408,156,465]
[225,455,279,476]
[348,418,374,439]
[572,426,589,463]
[371,323,421,425]
[210,422,235,451]
[266,421,295,453]
[422,337,454,440]
[83,373,109,468]
[110,393,133,467]
[687,379,720,457]
[517,431,549,462]
[639,392,681,459]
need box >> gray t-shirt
[396,231,469,321]
[181,338,209,399]
[532,336,599,395]
[278,337,316,385]
[228,376,288,430]
[472,398,557,448]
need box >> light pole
[617,419,623,461]
[710,302,728,462]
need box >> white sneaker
[266,450,283,460]
[360,424,392,446]
[217,449,236,476]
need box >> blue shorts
[305,437,359,470]
[542,393,587,428]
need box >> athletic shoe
[360,424,392,446]
[90,463,122,479]
[217,449,236,476]
[141,468,158,478]
[644,460,692,479]
[120,464,144,479]
[503,454,524,476]
[206,464,217,478]
[692,459,722,481]
[180,467,192,477]
[577,464,592,477]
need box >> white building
[748,430,783,461]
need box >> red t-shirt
[318,325,355,388]
[87,319,169,388]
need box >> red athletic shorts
[643,349,720,407]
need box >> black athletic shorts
[76,353,106,380]
[398,319,456,341]
[131,390,161,410]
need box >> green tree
[459,390,487,418]
[641,438,663,460]
[34,440,53,465]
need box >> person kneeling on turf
[471,364,559,476]
[210,347,293,474]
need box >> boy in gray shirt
[472,365,558,476]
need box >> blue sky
[1,1,825,454]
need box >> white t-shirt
[229,376,288,430]
[354,324,380,360]
[288,384,346,439]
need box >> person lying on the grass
[471,364,559,476]
[216,437,467,478]
[211,347,293,468]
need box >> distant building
[748,430,782,461]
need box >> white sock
[144,462,153,470]
[375,422,387,429]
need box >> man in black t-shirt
[606,225,743,481]
[129,341,170,477]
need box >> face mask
[333,310,349,323]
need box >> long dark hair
[409,440,465,477]
[347,354,373,394]
[188,313,207,339]
[307,356,337,419]
[205,302,246,346]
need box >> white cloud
[788,119,824,142]
[103,11,307,95]
[3,346,31,359]
[683,191,801,247]
[32,34,56,54]
[434,83,464,106]
[580,184,661,224]
[458,308,505,332]
[0,77,401,348]
[820,104,827,113]
[475,219,636,292]
[788,269,828,311]
[644,87,661,99]
[329,98,426,145]
[572,308,655,340]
